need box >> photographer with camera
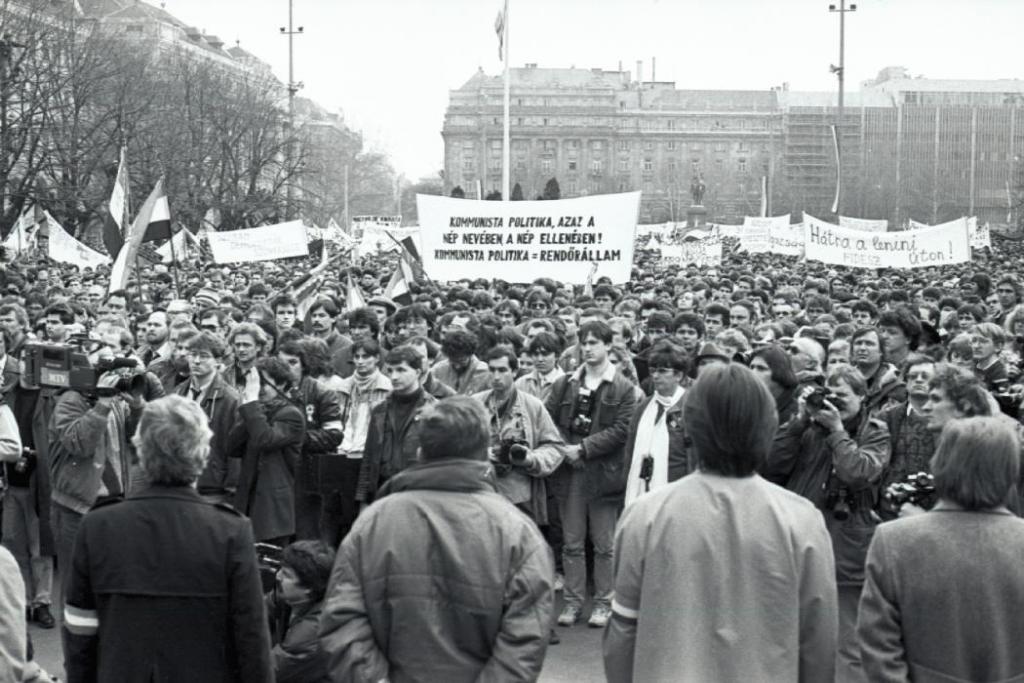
[766,364,891,683]
[544,320,637,629]
[471,345,564,523]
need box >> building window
[489,158,502,171]
[568,161,578,171]
[715,142,727,152]
[618,158,629,172]
[643,180,653,194]
[543,118,549,125]
[463,159,475,170]
[544,140,557,151]
[618,181,629,192]
[592,140,604,150]
[666,141,676,151]
[541,159,552,173]
[643,158,653,172]
[591,159,603,173]
[462,141,475,149]
[490,139,502,150]
[668,158,677,172]
[644,141,654,151]
[738,159,748,174]
[666,119,675,130]
[517,117,523,126]
[493,117,500,125]
[738,141,749,152]
[567,140,580,149]
[618,140,630,151]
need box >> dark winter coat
[355,389,436,503]
[173,374,242,495]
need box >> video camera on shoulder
[23,337,147,398]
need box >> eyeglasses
[906,372,932,380]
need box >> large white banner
[351,215,401,239]
[155,227,200,263]
[769,223,805,257]
[804,217,971,269]
[741,214,791,253]
[712,223,743,239]
[206,221,309,263]
[417,192,640,283]
[909,216,989,249]
[839,216,888,232]
[48,215,108,269]
[661,229,722,267]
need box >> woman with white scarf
[623,342,690,508]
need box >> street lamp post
[280,1,303,220]
[0,34,24,223]
[828,1,856,215]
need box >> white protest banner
[972,219,991,249]
[156,227,200,263]
[206,220,309,263]
[804,217,970,269]
[907,218,929,230]
[351,215,401,239]
[769,223,805,257]
[305,225,324,241]
[908,216,989,250]
[47,214,108,269]
[662,231,722,268]
[839,216,888,232]
[417,192,640,283]
[741,214,790,253]
[711,223,742,239]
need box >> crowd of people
[1,232,1024,681]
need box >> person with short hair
[516,331,566,402]
[267,540,335,683]
[227,358,307,544]
[63,395,273,683]
[434,328,490,395]
[319,396,554,681]
[355,346,436,506]
[858,417,1024,682]
[604,364,837,682]
[969,321,1009,391]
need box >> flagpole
[501,0,511,202]
[168,226,183,297]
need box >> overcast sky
[165,0,1023,180]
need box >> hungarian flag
[105,147,129,258]
[140,182,172,242]
[109,178,168,293]
[383,257,414,305]
[494,2,506,60]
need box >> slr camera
[806,387,846,412]
[884,472,937,511]
[569,387,595,436]
[823,475,853,520]
[495,438,530,466]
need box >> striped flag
[109,178,168,293]
[140,183,172,242]
[105,147,129,258]
[759,176,768,218]
[383,257,414,305]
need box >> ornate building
[443,65,1024,226]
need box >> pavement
[31,584,604,682]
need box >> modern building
[442,65,1024,226]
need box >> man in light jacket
[318,396,554,682]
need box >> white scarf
[624,386,684,509]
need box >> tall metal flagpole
[501,0,511,202]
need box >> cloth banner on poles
[769,223,805,257]
[206,221,309,263]
[661,229,722,267]
[47,213,108,269]
[416,192,640,284]
[351,215,401,239]
[3,208,37,255]
[740,214,790,253]
[908,216,989,249]
[839,216,888,232]
[804,217,970,269]
[156,227,199,263]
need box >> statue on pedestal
[690,175,706,206]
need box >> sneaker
[31,604,55,629]
[588,604,612,628]
[556,604,582,627]
[553,573,565,592]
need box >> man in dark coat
[229,358,306,544]
[63,395,272,683]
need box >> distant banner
[662,229,722,267]
[156,227,200,263]
[206,221,309,263]
[741,215,791,253]
[769,223,805,257]
[417,192,640,283]
[804,217,970,269]
[351,215,401,239]
[712,223,743,239]
[839,216,888,232]
[48,215,107,269]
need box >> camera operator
[472,345,564,523]
[766,364,891,682]
[47,334,161,588]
